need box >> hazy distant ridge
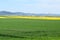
[0,11,60,16]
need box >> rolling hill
[0,11,60,16]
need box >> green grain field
[0,18,60,40]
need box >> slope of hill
[0,11,60,16]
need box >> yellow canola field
[7,16,60,20]
[0,17,6,18]
[0,16,60,20]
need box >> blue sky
[0,0,60,13]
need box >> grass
[0,18,60,40]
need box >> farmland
[0,16,60,40]
[0,16,60,20]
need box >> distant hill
[0,11,60,16]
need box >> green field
[0,18,60,40]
